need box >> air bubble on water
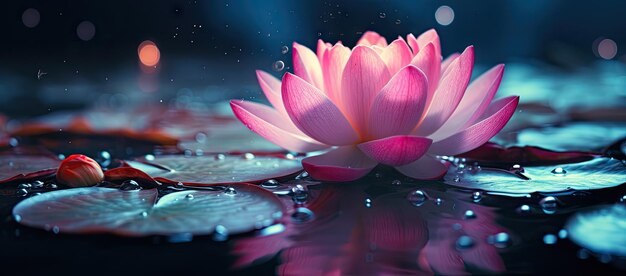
[365,198,372,208]
[407,190,427,207]
[213,225,229,241]
[184,149,193,157]
[472,191,483,202]
[281,46,289,54]
[488,232,511,248]
[558,229,568,239]
[551,167,567,175]
[243,153,255,160]
[540,196,558,214]
[195,132,207,143]
[16,189,28,197]
[391,179,401,185]
[272,60,285,71]
[291,207,314,223]
[185,194,194,200]
[261,179,280,189]
[224,187,237,196]
[464,210,477,219]
[291,184,309,204]
[543,234,557,245]
[120,180,141,191]
[517,204,531,213]
[214,154,226,161]
[456,235,475,250]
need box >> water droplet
[391,179,401,185]
[375,173,383,178]
[120,180,141,191]
[488,232,511,248]
[140,211,148,218]
[272,60,285,71]
[9,137,18,147]
[551,167,567,175]
[558,229,568,239]
[540,196,558,214]
[395,19,401,24]
[620,195,626,203]
[17,183,32,189]
[517,204,531,213]
[214,154,226,160]
[296,171,309,179]
[32,180,44,188]
[213,225,229,241]
[509,164,524,173]
[365,198,372,208]
[224,187,237,196]
[464,210,476,219]
[435,198,443,205]
[281,46,289,54]
[452,223,462,231]
[456,235,475,250]
[379,12,386,18]
[243,153,255,160]
[52,226,60,234]
[100,151,111,160]
[291,185,309,204]
[184,149,193,157]
[16,189,28,197]
[577,249,590,259]
[45,183,58,189]
[175,182,184,188]
[291,207,314,223]
[472,191,483,202]
[185,194,194,200]
[145,154,155,161]
[13,214,21,222]
[407,190,427,206]
[453,175,461,182]
[195,132,207,143]
[261,179,280,189]
[543,234,557,245]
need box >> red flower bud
[56,154,104,187]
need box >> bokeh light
[597,38,618,60]
[435,5,454,26]
[22,8,40,28]
[76,21,96,41]
[138,40,161,67]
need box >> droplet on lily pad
[444,158,626,194]
[126,154,302,185]
[12,185,284,236]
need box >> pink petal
[282,73,359,145]
[406,33,419,55]
[341,46,392,135]
[380,38,413,75]
[430,64,505,140]
[256,70,287,115]
[322,44,351,107]
[419,242,466,275]
[410,43,441,103]
[416,29,441,61]
[302,146,377,181]
[357,31,388,47]
[441,53,460,75]
[429,96,519,156]
[293,42,325,90]
[316,39,331,65]
[230,100,328,153]
[414,46,474,136]
[395,155,450,180]
[357,135,432,166]
[368,65,428,138]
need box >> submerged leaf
[13,185,284,236]
[566,204,626,257]
[126,154,302,185]
[0,155,61,184]
[444,158,626,194]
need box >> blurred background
[1,0,625,119]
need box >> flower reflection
[232,182,508,275]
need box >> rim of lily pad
[566,204,626,257]
[125,154,303,186]
[0,154,61,184]
[13,184,286,237]
[458,142,597,167]
[443,157,626,195]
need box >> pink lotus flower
[231,30,519,181]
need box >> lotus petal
[395,155,449,180]
[302,146,377,181]
[358,135,431,166]
[293,42,325,90]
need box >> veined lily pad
[566,204,626,257]
[0,155,60,184]
[13,185,284,236]
[126,154,302,185]
[444,158,626,194]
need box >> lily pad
[444,158,626,194]
[0,155,61,184]
[566,204,626,257]
[493,122,626,152]
[13,185,284,236]
[126,154,302,185]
